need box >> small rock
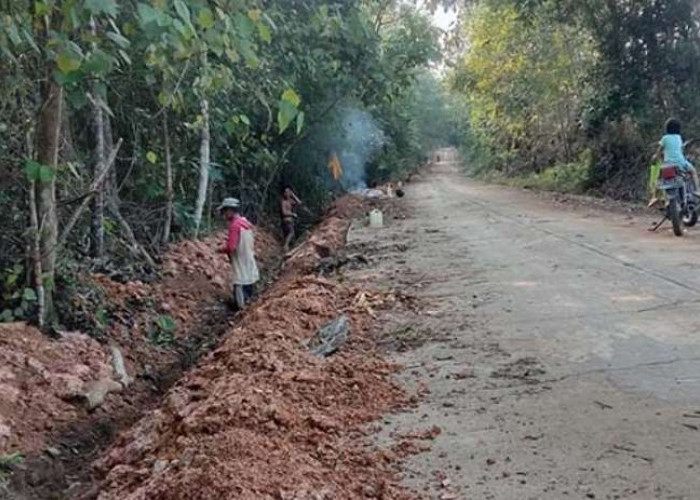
[0,422,11,442]
[153,459,169,474]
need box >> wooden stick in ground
[56,138,123,250]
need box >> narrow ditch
[2,195,424,499]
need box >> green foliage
[0,263,37,322]
[454,1,595,175]
[149,314,177,346]
[24,160,54,183]
[0,0,447,326]
[277,89,302,134]
[517,151,592,193]
[0,452,23,483]
[450,0,700,200]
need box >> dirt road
[349,151,700,499]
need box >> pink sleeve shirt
[220,216,254,254]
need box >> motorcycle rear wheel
[670,200,684,236]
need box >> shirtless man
[280,186,302,252]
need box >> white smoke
[333,108,385,190]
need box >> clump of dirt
[490,357,546,382]
[0,323,113,455]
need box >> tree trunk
[104,108,119,201]
[162,112,174,245]
[89,90,106,257]
[28,178,46,329]
[89,17,105,258]
[26,128,46,329]
[35,80,63,326]
[193,96,210,237]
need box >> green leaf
[65,161,81,179]
[83,49,113,75]
[106,31,130,49]
[238,40,259,68]
[137,3,159,27]
[257,22,272,43]
[174,0,191,24]
[54,69,84,86]
[156,314,176,332]
[146,151,158,164]
[0,310,13,322]
[5,273,18,288]
[197,8,214,29]
[296,111,305,135]
[95,308,107,329]
[225,49,240,63]
[24,160,41,181]
[157,91,170,107]
[34,1,51,16]
[39,165,54,183]
[277,100,298,134]
[7,22,22,46]
[234,13,255,38]
[56,50,82,73]
[118,49,131,65]
[22,288,37,302]
[239,114,250,126]
[281,88,301,107]
[22,27,40,53]
[84,0,119,16]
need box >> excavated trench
[2,229,280,500]
[1,194,425,500]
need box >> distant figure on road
[280,186,303,253]
[217,197,259,310]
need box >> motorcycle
[656,164,698,236]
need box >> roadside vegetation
[0,0,452,330]
[449,0,700,199]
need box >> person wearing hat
[217,197,259,309]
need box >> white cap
[217,197,240,210]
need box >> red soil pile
[284,195,370,273]
[94,275,414,500]
[0,226,280,459]
[0,323,113,454]
[92,195,418,499]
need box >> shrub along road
[349,151,700,499]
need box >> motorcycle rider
[651,118,700,206]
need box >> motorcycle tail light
[661,166,678,179]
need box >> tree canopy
[448,0,700,197]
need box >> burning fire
[328,153,343,181]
